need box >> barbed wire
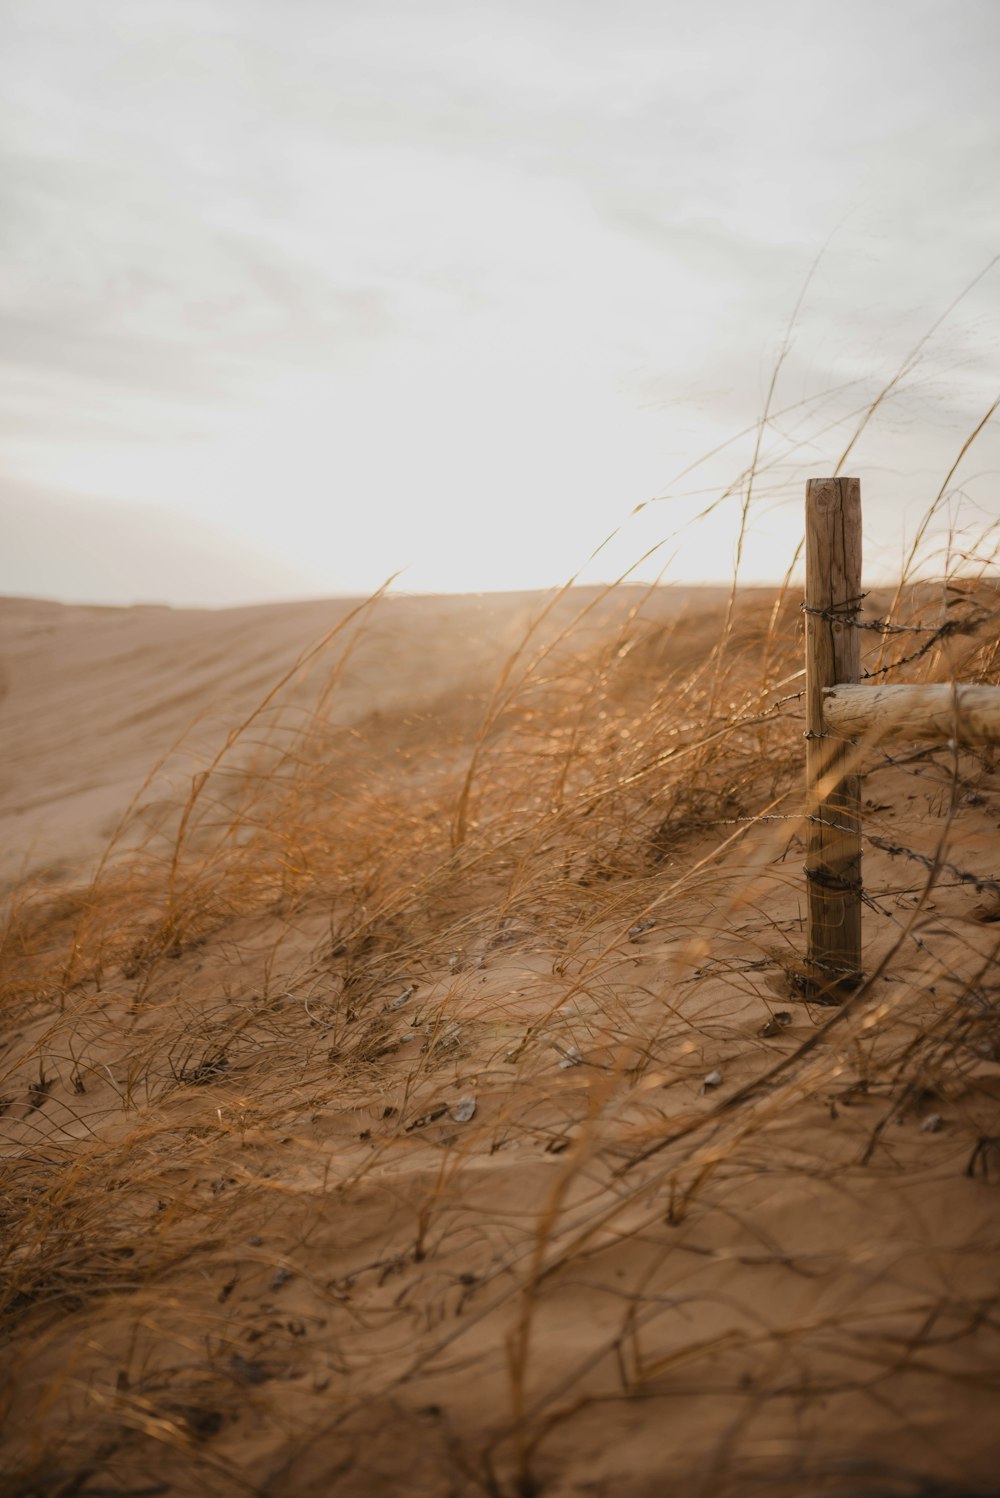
[861,829,1000,899]
[694,811,1000,900]
[800,595,991,680]
[804,812,1000,898]
[687,811,998,992]
[801,593,977,635]
[864,625,991,681]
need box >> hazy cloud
[2,0,998,601]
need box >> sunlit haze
[3,0,999,605]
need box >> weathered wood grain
[805,477,863,991]
[824,682,1000,745]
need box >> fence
[804,476,1000,995]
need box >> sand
[0,592,525,886]
[1,588,998,1497]
[0,588,739,889]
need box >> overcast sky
[3,0,999,604]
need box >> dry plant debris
[1,568,999,1498]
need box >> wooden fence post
[805,477,863,994]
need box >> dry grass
[3,384,1000,1496]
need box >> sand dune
[0,588,739,887]
[0,593,514,884]
[1,585,998,1497]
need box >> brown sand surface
[0,592,525,887]
[0,588,734,888]
[1,584,998,1498]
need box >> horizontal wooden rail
[824,683,1000,745]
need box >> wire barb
[803,864,863,895]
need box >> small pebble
[758,1011,792,1038]
[450,1096,477,1123]
[701,1070,723,1093]
[920,1114,944,1133]
[405,1104,448,1132]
